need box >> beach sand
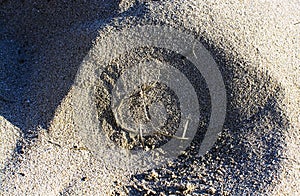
[0,0,299,195]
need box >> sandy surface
[0,0,299,195]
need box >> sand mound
[0,0,299,195]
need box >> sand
[0,0,299,195]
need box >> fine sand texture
[0,0,299,195]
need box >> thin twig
[47,140,61,148]
[294,21,300,25]
[139,124,145,147]
[181,118,190,140]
